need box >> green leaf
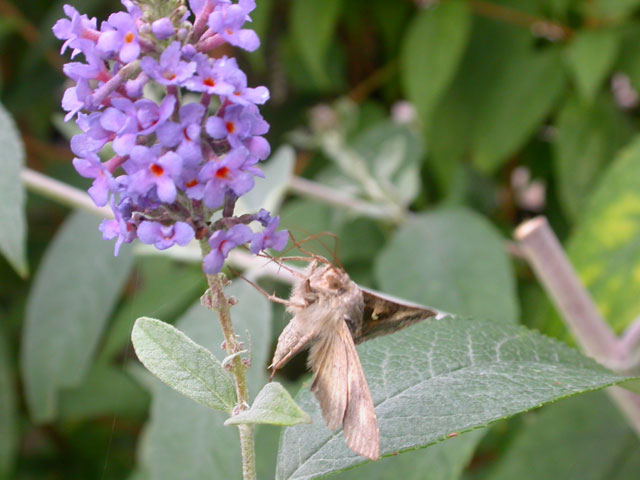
[58,364,149,420]
[21,211,134,422]
[400,0,471,126]
[290,0,342,87]
[333,429,485,480]
[565,136,640,332]
[426,16,532,190]
[0,102,27,277]
[351,121,425,207]
[225,382,311,427]
[131,317,236,413]
[487,392,640,480]
[471,47,566,173]
[276,317,635,479]
[0,330,17,477]
[236,145,295,215]
[565,29,620,102]
[98,257,204,362]
[134,281,272,480]
[375,208,519,324]
[582,0,640,19]
[553,93,632,219]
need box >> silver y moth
[269,257,437,460]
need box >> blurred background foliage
[2,0,640,478]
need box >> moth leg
[240,275,305,309]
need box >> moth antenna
[287,231,334,266]
[254,251,308,279]
[279,229,342,268]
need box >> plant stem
[515,216,640,436]
[200,241,256,480]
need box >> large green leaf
[471,48,566,173]
[132,317,236,412]
[487,392,640,480]
[135,281,272,480]
[290,0,342,87]
[400,0,471,126]
[21,212,134,422]
[276,317,634,480]
[0,102,27,277]
[0,330,17,477]
[566,136,640,332]
[565,29,621,102]
[553,94,632,219]
[333,429,485,480]
[375,208,519,324]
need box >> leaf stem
[515,216,640,435]
[199,240,256,480]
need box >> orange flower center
[216,167,231,179]
[124,32,134,43]
[150,164,164,176]
[225,122,235,134]
[204,77,216,87]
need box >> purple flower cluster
[53,0,287,273]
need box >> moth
[268,256,437,460]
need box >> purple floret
[137,221,195,249]
[203,223,253,274]
[140,41,196,86]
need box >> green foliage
[333,429,485,480]
[0,102,27,277]
[131,317,236,412]
[565,137,640,333]
[133,281,272,480]
[0,330,17,477]
[276,317,634,479]
[376,208,519,324]
[21,212,134,422]
[225,383,311,427]
[487,392,640,480]
[401,0,471,127]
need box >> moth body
[269,257,437,461]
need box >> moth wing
[310,321,380,460]
[309,327,349,431]
[341,321,380,460]
[354,288,437,344]
[270,310,322,372]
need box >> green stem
[200,240,256,480]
